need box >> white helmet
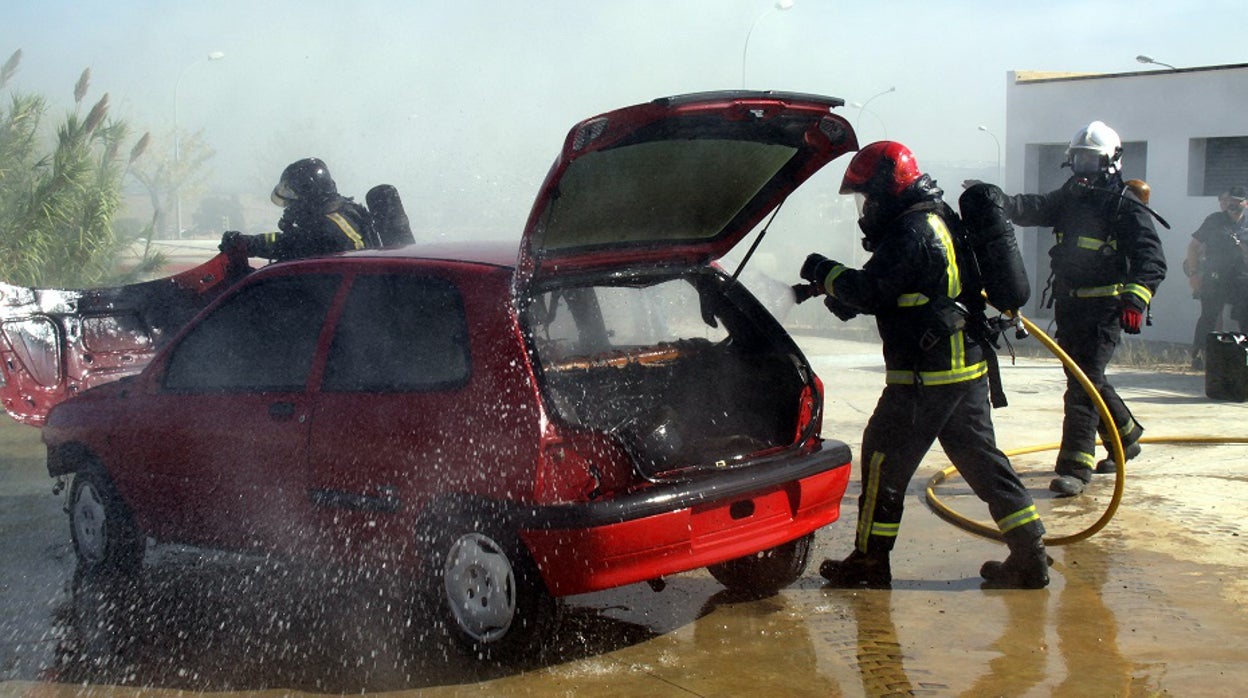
[1065,120,1122,176]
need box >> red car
[36,91,857,661]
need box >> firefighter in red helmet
[799,141,1049,589]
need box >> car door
[116,272,341,551]
[304,271,472,558]
[304,267,540,564]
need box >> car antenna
[730,199,787,282]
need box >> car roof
[291,240,520,269]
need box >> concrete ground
[1,331,1246,696]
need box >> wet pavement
[2,331,1246,696]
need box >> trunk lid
[517,90,857,281]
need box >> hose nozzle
[792,283,823,304]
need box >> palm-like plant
[0,51,164,288]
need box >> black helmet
[271,157,337,207]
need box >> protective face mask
[1069,150,1103,175]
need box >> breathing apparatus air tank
[957,182,1030,313]
[366,184,416,247]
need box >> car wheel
[425,514,558,662]
[707,533,813,598]
[68,467,144,575]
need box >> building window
[1190,136,1248,196]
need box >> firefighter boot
[1095,439,1142,474]
[819,549,891,588]
[980,537,1050,589]
[1049,474,1088,497]
[1049,456,1092,497]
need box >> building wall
[1004,64,1248,345]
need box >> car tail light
[795,375,824,446]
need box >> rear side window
[82,313,152,354]
[162,275,339,392]
[321,274,470,392]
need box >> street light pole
[850,101,888,139]
[978,124,1002,185]
[854,87,895,140]
[1136,54,1178,70]
[173,51,224,238]
[741,0,794,88]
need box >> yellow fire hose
[924,313,1248,546]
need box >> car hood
[518,91,858,280]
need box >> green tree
[129,128,216,239]
[0,49,164,288]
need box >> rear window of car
[537,139,796,251]
[533,276,728,358]
[321,274,470,392]
[161,274,340,392]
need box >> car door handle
[268,401,297,420]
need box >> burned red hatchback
[37,91,858,660]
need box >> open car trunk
[525,267,814,481]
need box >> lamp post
[1136,54,1177,70]
[978,124,1002,185]
[173,51,224,237]
[741,0,794,88]
[850,101,888,139]
[853,86,895,139]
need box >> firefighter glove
[800,253,839,289]
[824,295,858,322]
[219,230,248,254]
[1119,296,1145,334]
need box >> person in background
[991,121,1166,496]
[220,157,378,262]
[1184,186,1248,369]
[801,141,1049,590]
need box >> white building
[1004,62,1248,346]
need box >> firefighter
[997,121,1167,496]
[800,141,1048,589]
[220,158,378,262]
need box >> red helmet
[839,141,922,197]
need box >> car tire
[68,467,144,576]
[424,512,559,662]
[707,532,813,598]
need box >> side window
[162,275,339,392]
[82,313,152,354]
[322,274,470,392]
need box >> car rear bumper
[515,440,851,596]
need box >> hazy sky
[5,0,1246,237]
